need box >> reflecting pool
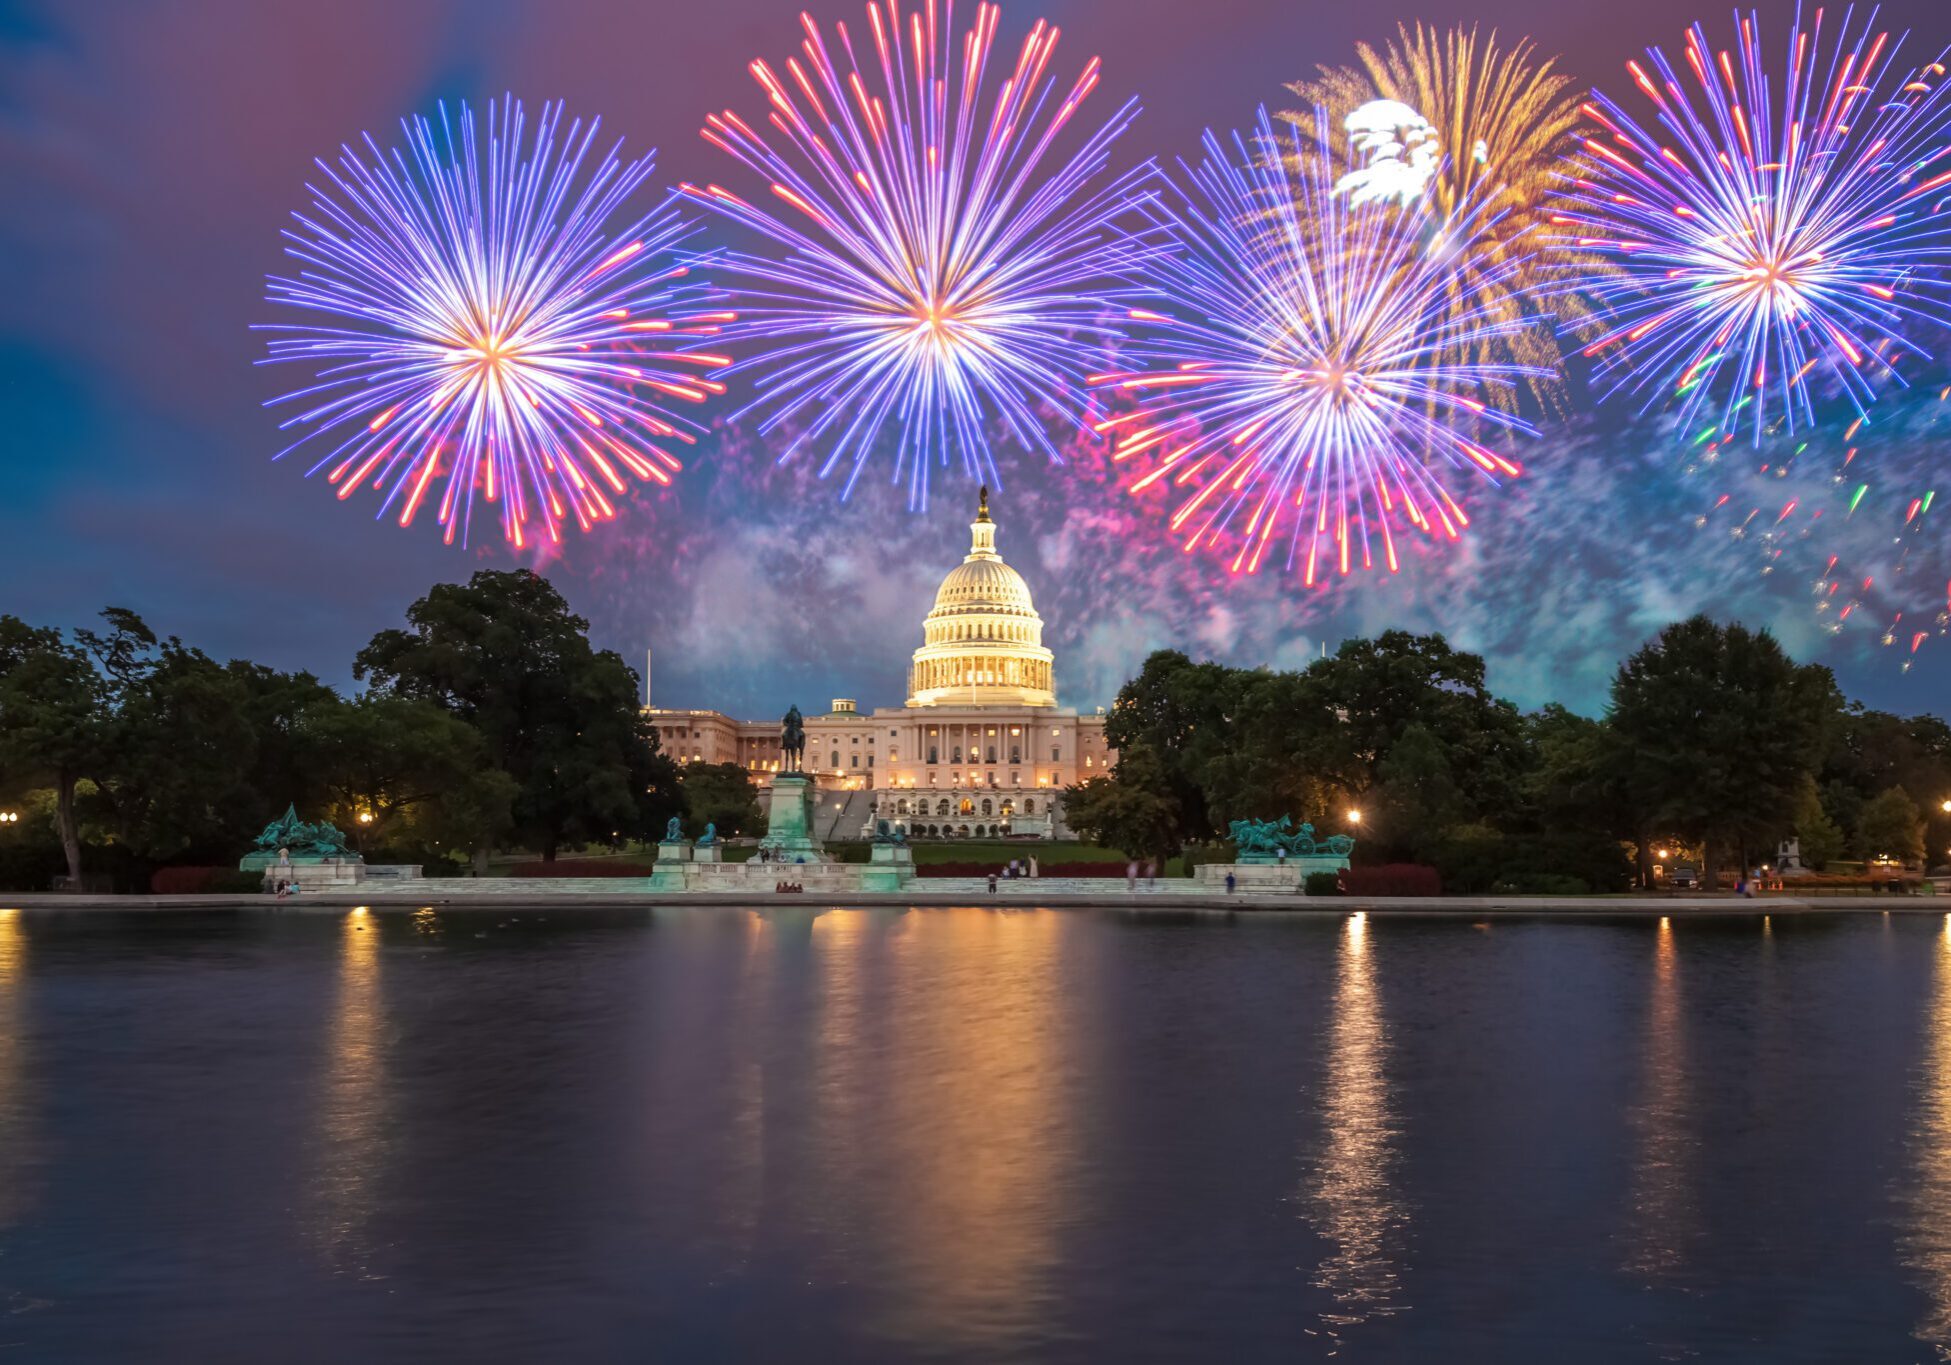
[0,906,1944,1362]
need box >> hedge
[149,867,267,895]
[1340,864,1443,897]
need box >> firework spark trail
[261,96,731,549]
[1288,23,1591,414]
[1094,107,1544,584]
[683,0,1153,509]
[1556,7,1951,444]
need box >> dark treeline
[0,570,747,890]
[1062,620,1951,892]
[5,583,1947,894]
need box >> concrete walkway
[4,880,1948,916]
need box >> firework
[1288,24,1589,412]
[261,97,730,549]
[1558,10,1951,443]
[1096,108,1543,582]
[684,0,1150,506]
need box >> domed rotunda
[906,487,1056,708]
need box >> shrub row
[149,867,268,895]
[1340,864,1443,897]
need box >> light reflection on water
[1621,916,1699,1284]
[1904,916,1951,1358]
[813,909,1075,1352]
[309,907,387,1274]
[1303,911,1406,1342]
[0,910,30,1230]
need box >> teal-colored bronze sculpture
[1229,816,1355,862]
[781,704,806,772]
[872,818,907,846]
[251,804,355,859]
[664,816,684,843]
[239,804,360,872]
[697,823,718,846]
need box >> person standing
[1028,853,1039,879]
[1126,860,1137,892]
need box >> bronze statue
[781,703,806,772]
[251,804,354,860]
[664,815,684,843]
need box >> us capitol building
[645,489,1116,840]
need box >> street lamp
[1347,809,1363,826]
[1941,798,1951,814]
[0,811,17,825]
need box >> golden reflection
[811,908,1076,1352]
[1304,911,1407,1336]
[0,910,31,1228]
[1622,916,1698,1280]
[1902,915,1951,1353]
[711,908,780,1260]
[310,907,388,1271]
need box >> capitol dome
[907,487,1056,708]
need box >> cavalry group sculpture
[250,805,356,861]
[1227,816,1355,860]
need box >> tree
[355,570,681,863]
[677,762,762,838]
[1855,786,1926,866]
[1102,650,1239,845]
[1197,668,1344,827]
[90,634,259,864]
[1608,616,1838,889]
[0,616,107,883]
[1060,748,1187,864]
[301,694,516,856]
[1369,722,1465,862]
[1305,630,1528,814]
[222,661,338,832]
[1789,775,1844,871]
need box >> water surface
[0,905,1946,1362]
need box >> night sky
[2,0,1949,721]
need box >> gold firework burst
[1287,24,1593,413]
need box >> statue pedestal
[650,840,692,890]
[692,844,722,864]
[250,856,366,892]
[861,842,916,893]
[757,773,827,865]
[1196,855,1348,894]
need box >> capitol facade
[646,489,1116,840]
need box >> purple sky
[3,0,1949,719]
